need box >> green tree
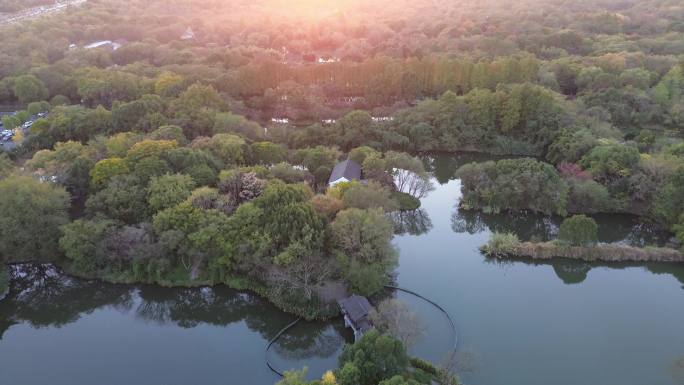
[213,112,262,139]
[250,141,286,165]
[12,74,49,104]
[567,179,613,213]
[148,125,187,145]
[163,147,220,186]
[336,110,374,150]
[341,181,399,212]
[254,181,323,251]
[348,146,379,165]
[456,158,568,215]
[0,152,14,179]
[111,94,166,133]
[0,176,69,261]
[132,155,172,184]
[653,166,684,227]
[171,83,223,138]
[337,331,409,385]
[154,71,186,97]
[558,215,598,246]
[76,69,143,108]
[25,141,93,196]
[126,139,178,164]
[674,214,684,253]
[293,146,341,174]
[90,158,130,189]
[276,369,311,385]
[104,132,144,158]
[1,114,20,129]
[331,208,396,264]
[270,162,311,184]
[337,362,362,385]
[27,101,50,115]
[59,218,116,273]
[86,175,148,224]
[546,128,597,164]
[147,173,196,212]
[191,133,245,165]
[580,144,640,182]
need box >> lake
[1,154,684,385]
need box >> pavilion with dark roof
[328,159,362,187]
[338,295,374,341]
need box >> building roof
[84,40,122,50]
[338,295,372,323]
[181,27,195,40]
[328,159,361,185]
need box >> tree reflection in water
[0,264,133,339]
[451,207,671,246]
[273,321,346,360]
[483,256,684,287]
[390,208,433,236]
[451,208,558,241]
[0,263,350,359]
[423,153,513,185]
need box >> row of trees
[1,0,684,126]
[1,52,681,131]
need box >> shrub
[409,358,438,376]
[567,179,613,213]
[392,191,421,211]
[338,330,409,385]
[674,214,684,253]
[480,232,520,257]
[558,215,598,246]
[342,181,399,212]
[579,144,640,182]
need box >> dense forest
[1,0,684,382]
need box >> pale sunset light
[1,1,684,385]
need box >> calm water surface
[1,154,684,385]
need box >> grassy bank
[481,233,684,263]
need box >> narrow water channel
[1,154,683,385]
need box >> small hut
[328,159,361,187]
[338,295,374,341]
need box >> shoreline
[481,241,684,263]
[2,261,340,321]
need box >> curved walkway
[265,317,301,377]
[265,285,458,378]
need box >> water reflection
[274,323,345,360]
[451,207,671,246]
[451,208,558,242]
[483,256,684,286]
[390,209,433,236]
[0,264,132,339]
[0,264,350,358]
[423,153,512,185]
